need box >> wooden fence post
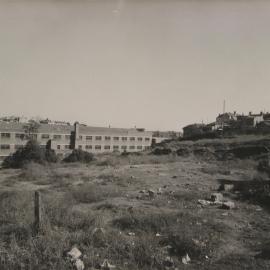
[34,191,41,235]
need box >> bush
[3,140,58,168]
[152,147,172,155]
[63,149,94,163]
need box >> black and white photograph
[0,0,270,269]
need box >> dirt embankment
[152,136,270,161]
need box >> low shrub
[71,183,121,204]
[113,212,177,233]
[63,149,94,163]
[152,148,172,155]
[3,140,58,168]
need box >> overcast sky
[0,0,270,131]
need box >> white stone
[182,253,191,264]
[67,247,82,260]
[74,259,85,270]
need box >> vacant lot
[0,140,270,269]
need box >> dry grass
[0,143,270,269]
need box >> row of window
[0,144,150,151]
[0,133,151,142]
[77,145,146,150]
[0,144,31,150]
[81,136,150,142]
[55,145,147,151]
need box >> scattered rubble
[67,247,85,270]
[67,247,82,261]
[220,201,236,210]
[210,192,223,203]
[198,192,236,210]
[181,253,191,264]
[198,199,211,206]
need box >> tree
[23,121,40,140]
[3,140,58,168]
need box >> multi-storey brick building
[0,121,153,161]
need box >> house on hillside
[183,123,212,138]
[216,112,237,130]
[263,113,270,121]
[232,112,264,131]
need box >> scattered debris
[198,193,235,210]
[182,253,191,264]
[128,232,135,236]
[198,199,211,206]
[210,193,223,203]
[220,201,235,210]
[67,247,84,270]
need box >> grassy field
[0,147,270,269]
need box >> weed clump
[63,149,94,163]
[70,183,121,204]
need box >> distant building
[183,110,270,139]
[152,130,182,144]
[263,113,270,121]
[183,123,211,138]
[0,121,153,161]
[216,112,237,129]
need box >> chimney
[73,122,80,149]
